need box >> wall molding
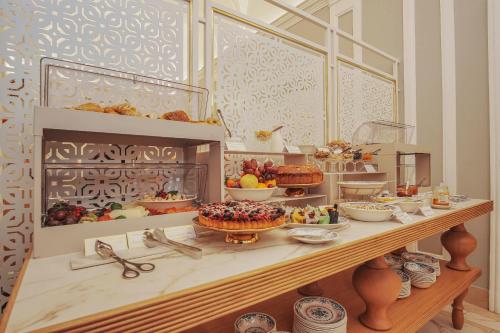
[440,0,457,195]
[488,0,500,314]
[403,0,416,144]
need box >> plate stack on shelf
[293,297,347,333]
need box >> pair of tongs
[95,240,155,279]
[143,228,202,260]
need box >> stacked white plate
[293,297,347,333]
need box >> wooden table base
[441,223,477,271]
[352,256,401,331]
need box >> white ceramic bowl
[225,187,275,202]
[397,200,424,213]
[338,181,387,196]
[341,203,394,222]
[402,252,441,276]
[384,254,404,270]
[234,312,276,333]
[404,262,436,289]
[136,197,195,210]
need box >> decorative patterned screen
[0,0,189,312]
[337,59,396,141]
[214,13,327,147]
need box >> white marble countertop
[4,199,489,333]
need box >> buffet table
[0,199,492,333]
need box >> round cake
[198,201,286,230]
[276,164,323,185]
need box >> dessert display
[198,201,285,230]
[341,202,395,222]
[285,205,348,230]
[196,200,286,243]
[276,164,323,186]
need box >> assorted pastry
[288,204,339,225]
[198,200,286,230]
[67,102,221,125]
[314,140,379,161]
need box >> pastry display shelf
[35,107,225,147]
[0,199,492,333]
[188,261,480,332]
[33,107,225,258]
[224,149,310,165]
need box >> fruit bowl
[225,187,275,202]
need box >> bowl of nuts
[341,202,395,222]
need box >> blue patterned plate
[294,297,346,325]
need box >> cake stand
[192,217,284,244]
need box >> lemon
[240,174,259,188]
[257,183,267,189]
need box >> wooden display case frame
[33,107,225,257]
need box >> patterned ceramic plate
[294,297,346,325]
[234,312,276,333]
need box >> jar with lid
[433,183,450,208]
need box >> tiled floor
[418,303,500,333]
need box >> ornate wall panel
[0,0,189,312]
[214,13,327,147]
[337,60,396,141]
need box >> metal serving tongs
[143,228,202,260]
[95,240,155,279]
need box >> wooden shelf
[186,261,481,333]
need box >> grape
[250,159,258,169]
[264,161,273,168]
[244,168,255,175]
[54,210,67,221]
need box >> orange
[257,183,267,189]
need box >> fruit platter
[195,201,286,243]
[43,199,197,227]
[136,190,197,210]
[284,205,350,230]
[225,159,278,202]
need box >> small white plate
[288,228,339,244]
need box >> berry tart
[198,201,286,230]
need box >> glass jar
[433,184,450,207]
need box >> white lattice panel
[214,14,326,147]
[0,0,188,313]
[337,60,396,141]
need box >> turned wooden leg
[452,289,468,329]
[352,256,401,331]
[298,281,323,296]
[391,247,407,256]
[441,224,477,271]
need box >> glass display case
[40,57,209,121]
[42,163,207,227]
[352,120,415,145]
